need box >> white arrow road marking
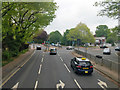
[34,81,38,90]
[64,64,70,73]
[56,80,65,90]
[41,58,44,62]
[12,82,19,89]
[38,64,42,74]
[60,57,63,62]
[98,79,107,90]
[74,79,82,90]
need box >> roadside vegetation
[2,2,58,65]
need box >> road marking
[98,79,107,90]
[56,80,65,90]
[74,79,82,90]
[115,53,118,56]
[12,82,19,89]
[60,57,63,62]
[41,58,44,62]
[64,64,70,73]
[38,64,42,74]
[34,81,38,90]
[0,50,35,87]
[58,53,60,56]
[43,54,44,57]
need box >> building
[94,37,106,45]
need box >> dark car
[36,45,41,50]
[103,48,111,55]
[66,46,74,50]
[100,45,108,48]
[50,48,57,55]
[71,57,93,74]
[115,47,120,51]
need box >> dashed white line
[64,64,70,73]
[115,53,118,56]
[60,57,63,62]
[41,58,44,62]
[38,64,42,74]
[74,79,82,90]
[34,81,38,90]
[58,53,60,56]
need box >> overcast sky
[45,0,118,35]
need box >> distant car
[36,45,41,50]
[100,45,108,48]
[66,46,74,50]
[115,47,120,51]
[103,48,111,55]
[50,48,57,55]
[71,57,93,74]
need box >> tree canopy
[66,22,95,44]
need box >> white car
[103,48,111,55]
[66,46,74,50]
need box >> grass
[2,49,29,67]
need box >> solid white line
[38,64,42,74]
[41,58,44,62]
[34,81,38,90]
[64,64,70,73]
[60,57,63,62]
[74,79,82,90]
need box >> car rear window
[78,61,91,66]
[50,49,56,51]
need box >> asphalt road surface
[2,46,119,89]
[75,47,119,63]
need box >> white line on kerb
[74,79,82,90]
[64,64,70,73]
[60,57,63,62]
[38,64,42,74]
[41,58,44,62]
[34,81,38,90]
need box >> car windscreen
[78,61,91,66]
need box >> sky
[45,0,118,35]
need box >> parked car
[103,48,111,55]
[115,47,120,51]
[71,57,93,74]
[50,48,57,55]
[66,46,74,50]
[36,45,41,50]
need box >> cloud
[45,0,118,35]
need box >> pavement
[1,46,120,89]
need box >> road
[76,47,119,63]
[2,46,119,89]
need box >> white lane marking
[60,57,63,62]
[64,64,70,73]
[58,53,60,56]
[115,53,118,56]
[74,79,82,90]
[98,79,107,90]
[56,80,65,90]
[43,54,44,57]
[34,81,38,90]
[12,82,19,89]
[41,58,44,62]
[38,64,42,74]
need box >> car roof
[76,57,90,61]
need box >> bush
[2,50,12,61]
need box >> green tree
[2,2,57,60]
[66,22,95,45]
[94,1,119,19]
[95,25,110,38]
[49,31,62,44]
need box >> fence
[74,49,119,74]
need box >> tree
[61,29,70,45]
[2,2,57,60]
[33,30,48,43]
[66,22,95,45]
[94,1,119,19]
[95,25,110,38]
[49,31,62,44]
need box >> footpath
[2,48,35,82]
